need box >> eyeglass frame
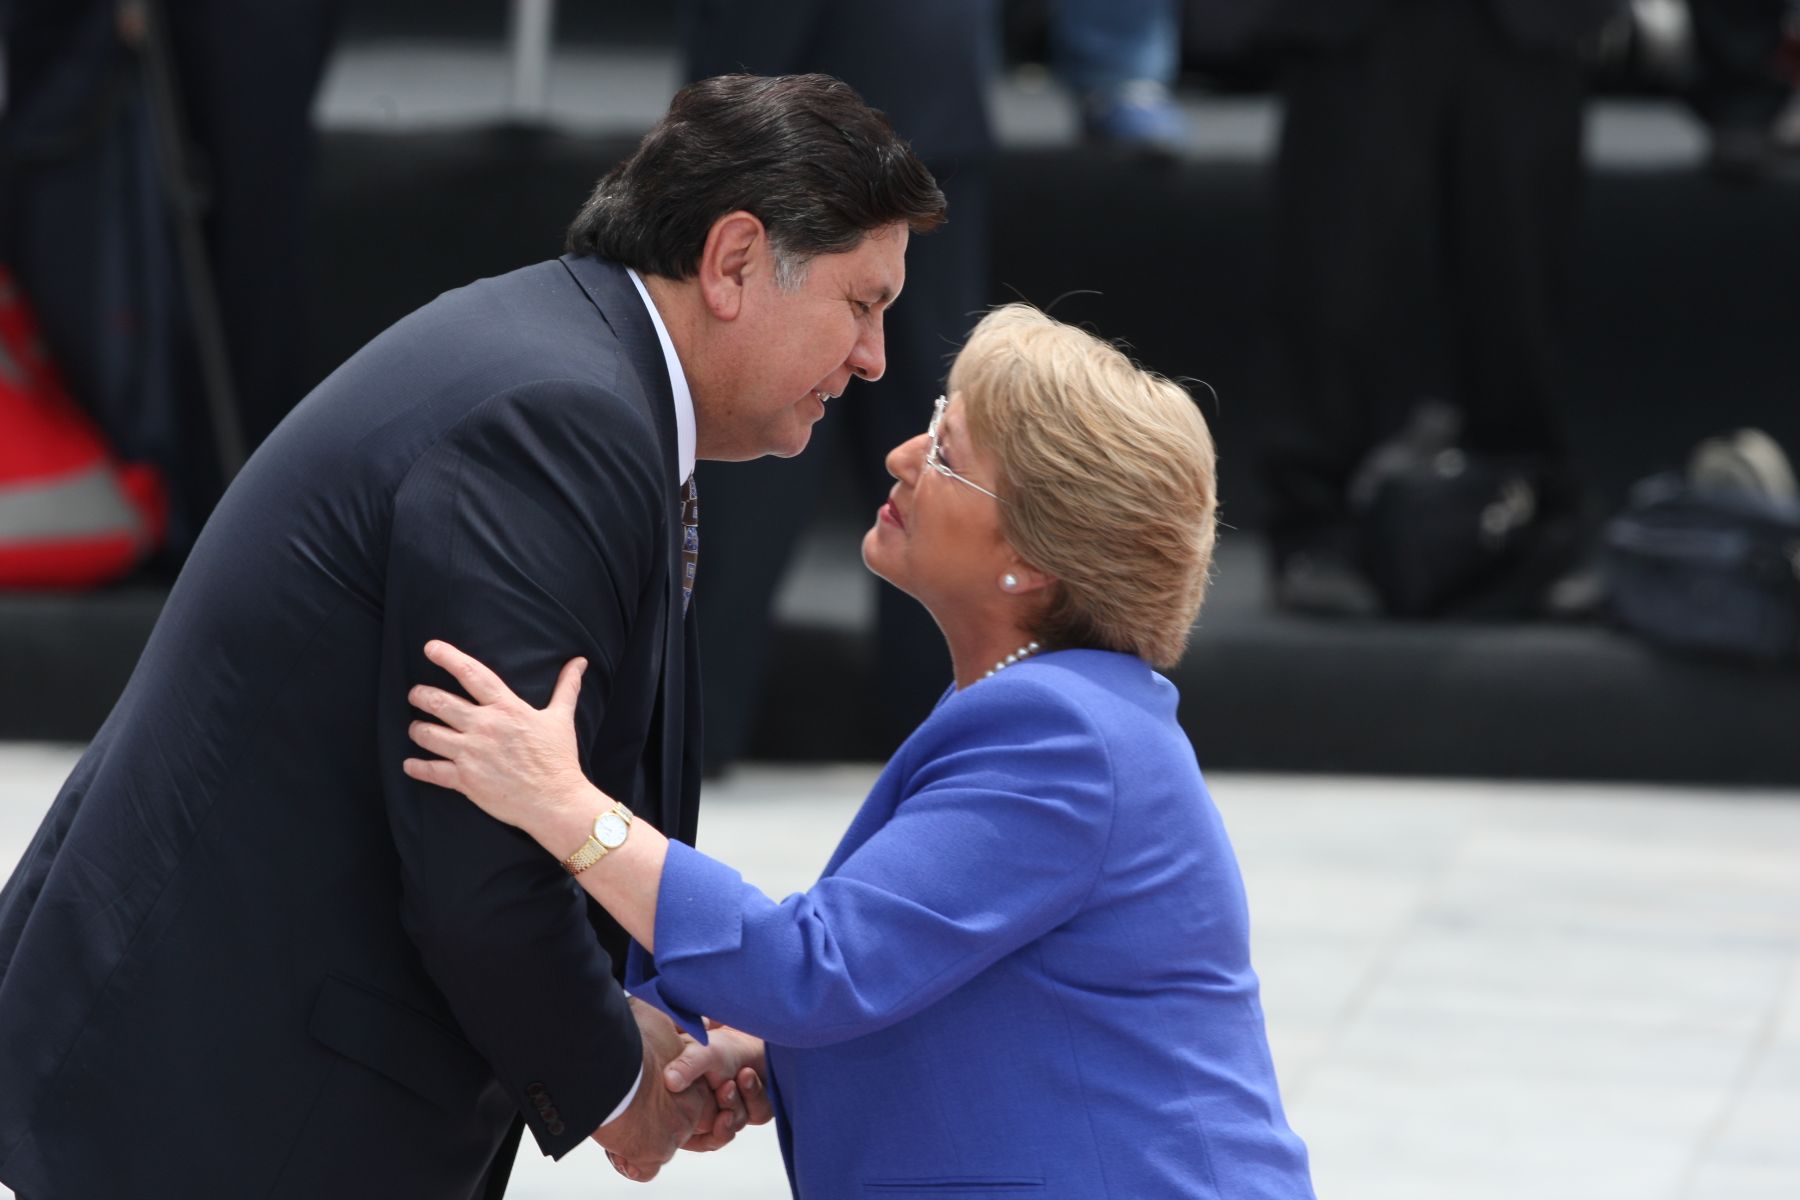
[925,395,1005,502]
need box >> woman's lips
[879,500,905,530]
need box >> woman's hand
[668,1024,773,1152]
[603,1023,770,1179]
[403,640,600,848]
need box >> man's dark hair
[566,73,946,283]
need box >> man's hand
[667,1023,772,1152]
[592,999,719,1182]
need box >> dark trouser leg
[478,1115,526,1200]
[1445,4,1583,463]
[691,443,827,774]
[1261,2,1450,555]
[165,0,342,451]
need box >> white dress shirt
[627,268,696,485]
[598,270,697,1128]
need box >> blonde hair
[951,304,1217,669]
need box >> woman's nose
[886,431,928,483]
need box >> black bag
[1348,402,1571,618]
[1356,451,1552,617]
[1604,473,1800,664]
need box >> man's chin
[712,427,812,463]
[713,412,819,462]
[768,422,815,460]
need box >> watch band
[562,802,633,876]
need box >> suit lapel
[559,253,679,482]
[559,254,691,841]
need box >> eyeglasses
[925,395,1005,502]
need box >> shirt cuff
[598,1064,644,1127]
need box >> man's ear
[696,211,766,321]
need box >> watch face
[595,812,629,849]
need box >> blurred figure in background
[0,0,340,562]
[684,0,998,770]
[1688,0,1798,180]
[1050,0,1189,153]
[1243,0,1623,618]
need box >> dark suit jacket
[0,254,702,1198]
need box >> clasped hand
[599,1002,771,1182]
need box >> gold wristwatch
[561,802,633,876]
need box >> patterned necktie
[680,476,699,615]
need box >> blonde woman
[405,305,1315,1198]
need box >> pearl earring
[1001,573,1019,592]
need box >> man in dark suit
[0,73,943,1198]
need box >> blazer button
[547,1118,566,1136]
[526,1082,547,1098]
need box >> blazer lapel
[559,253,690,840]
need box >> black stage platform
[4,123,1798,784]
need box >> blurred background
[3,0,1799,779]
[2,1,1799,1195]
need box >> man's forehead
[832,225,908,295]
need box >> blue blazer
[0,255,701,1197]
[633,650,1314,1199]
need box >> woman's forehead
[939,398,973,442]
[945,388,1009,444]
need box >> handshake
[592,999,774,1182]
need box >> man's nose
[848,320,887,383]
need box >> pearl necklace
[982,640,1042,679]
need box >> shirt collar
[626,268,696,484]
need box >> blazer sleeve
[637,675,1118,1048]
[378,380,665,1157]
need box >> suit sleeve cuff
[597,1064,644,1127]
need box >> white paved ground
[2,747,1798,1199]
